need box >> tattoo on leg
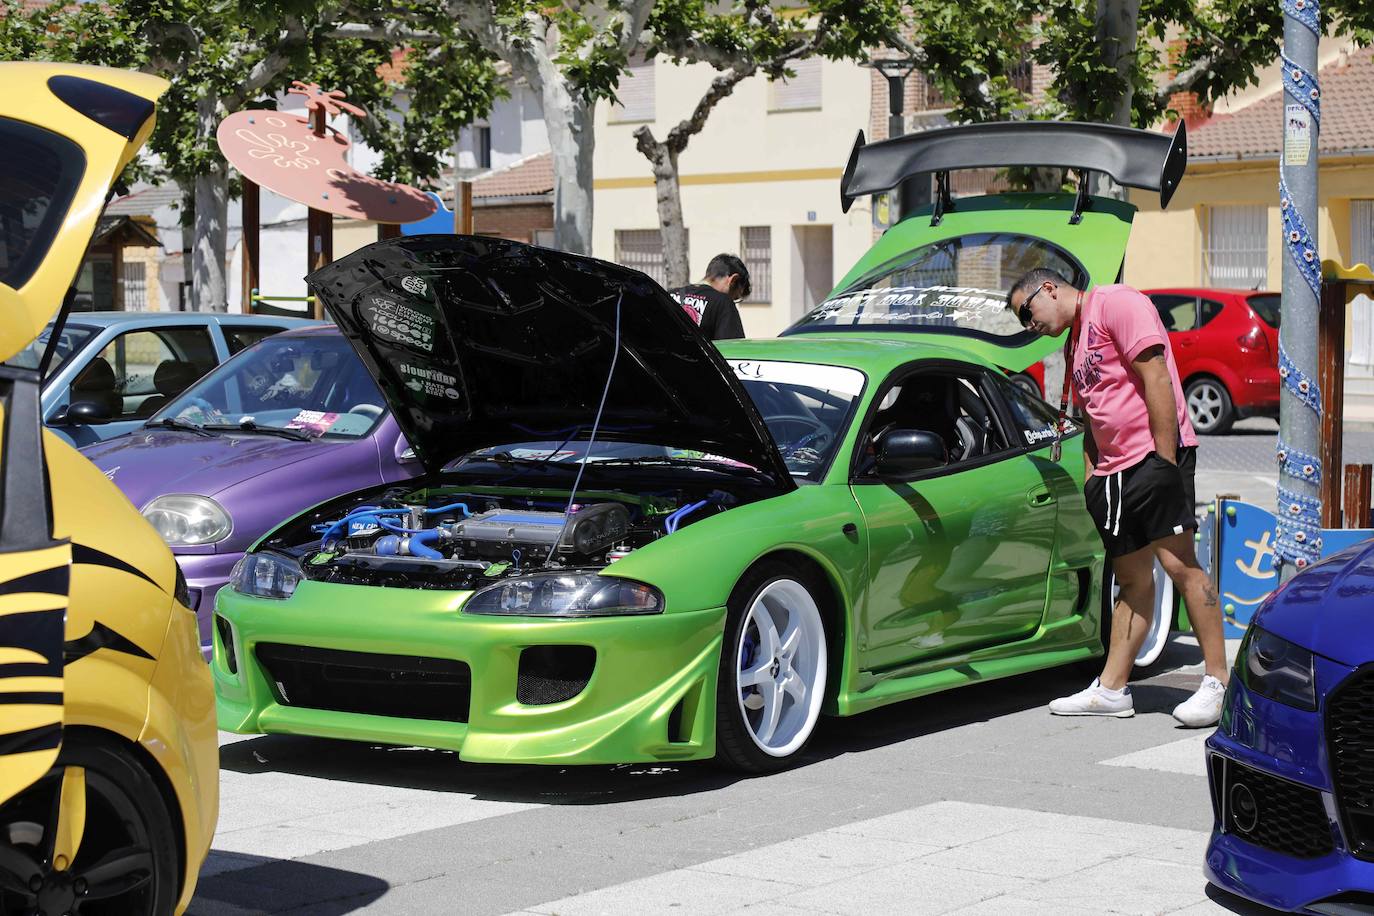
[1204,584,1218,607]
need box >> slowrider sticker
[398,362,463,402]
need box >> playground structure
[216,82,448,318]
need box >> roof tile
[1188,46,1374,159]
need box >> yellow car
[0,63,218,914]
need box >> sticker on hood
[361,295,436,353]
[398,362,463,402]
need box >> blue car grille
[1218,758,1334,859]
[1328,666,1374,860]
[254,643,471,724]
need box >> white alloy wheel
[735,578,828,758]
[1185,379,1232,434]
[1108,558,1176,668]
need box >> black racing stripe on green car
[63,620,154,665]
[0,692,62,705]
[72,543,159,589]
[0,566,69,597]
[0,723,61,756]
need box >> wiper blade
[144,417,218,438]
[594,456,760,475]
[204,420,313,442]
[453,451,567,469]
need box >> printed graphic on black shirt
[668,283,744,341]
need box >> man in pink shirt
[1008,268,1229,726]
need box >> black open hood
[307,236,794,490]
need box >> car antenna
[546,285,624,567]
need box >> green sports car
[213,122,1187,771]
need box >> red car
[1143,287,1280,434]
[1006,288,1279,435]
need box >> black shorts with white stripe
[1085,447,1198,559]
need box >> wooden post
[241,178,259,314]
[306,107,332,320]
[1343,464,1372,530]
[1318,280,1346,527]
[111,242,124,311]
[377,222,402,241]
[457,180,473,235]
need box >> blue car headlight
[229,552,302,600]
[463,572,664,618]
[1237,626,1316,711]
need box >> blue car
[5,311,321,446]
[1205,540,1374,913]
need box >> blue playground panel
[1197,499,1374,637]
[400,192,455,236]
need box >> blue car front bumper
[1205,659,1374,913]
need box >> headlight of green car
[230,552,303,600]
[463,572,664,618]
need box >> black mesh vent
[1328,666,1374,860]
[1308,891,1374,915]
[215,615,237,674]
[516,645,595,705]
[1224,758,1334,859]
[255,643,470,723]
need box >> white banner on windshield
[727,359,865,396]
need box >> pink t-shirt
[1070,285,1197,476]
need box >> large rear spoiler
[840,120,1188,219]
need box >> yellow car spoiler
[0,63,167,805]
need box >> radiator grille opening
[516,645,595,706]
[1327,666,1374,860]
[254,643,470,723]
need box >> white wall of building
[592,56,874,337]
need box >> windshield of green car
[156,334,386,439]
[450,360,864,483]
[4,322,96,374]
[787,232,1087,343]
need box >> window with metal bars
[739,227,771,303]
[123,261,147,311]
[1204,204,1268,289]
[614,229,682,288]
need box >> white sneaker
[1172,675,1227,728]
[1049,679,1134,718]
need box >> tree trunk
[1095,0,1142,127]
[655,149,688,289]
[192,98,229,312]
[634,129,689,288]
[542,78,594,255]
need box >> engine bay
[278,482,738,591]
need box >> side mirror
[394,437,418,463]
[874,429,946,477]
[51,401,112,426]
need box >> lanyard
[1049,290,1085,463]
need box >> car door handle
[1027,486,1054,507]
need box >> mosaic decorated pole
[1275,0,1323,572]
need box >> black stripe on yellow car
[72,542,159,589]
[0,723,61,757]
[63,620,154,665]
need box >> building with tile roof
[1124,43,1374,419]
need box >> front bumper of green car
[213,580,725,764]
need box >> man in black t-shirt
[669,253,749,340]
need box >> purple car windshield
[155,335,387,439]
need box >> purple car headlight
[229,552,302,600]
[142,494,232,546]
[463,573,663,618]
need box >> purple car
[82,325,421,649]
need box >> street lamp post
[864,58,931,223]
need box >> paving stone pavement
[188,636,1291,916]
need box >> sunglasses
[1017,284,1051,327]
